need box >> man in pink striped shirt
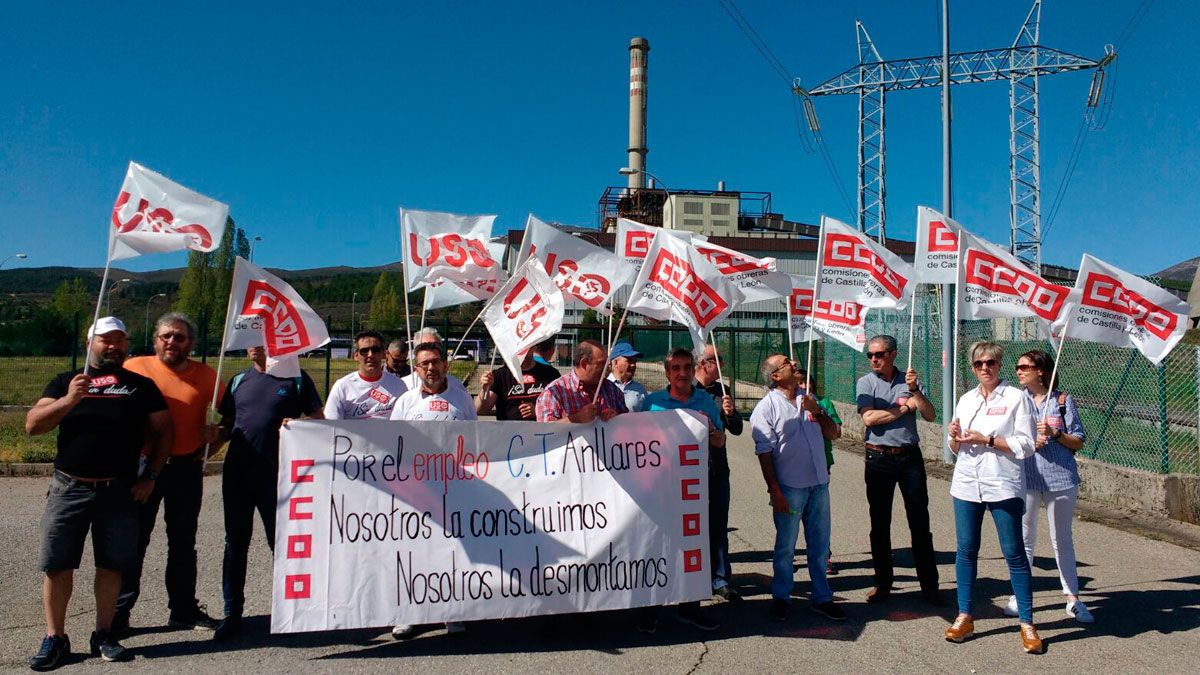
[535,340,627,423]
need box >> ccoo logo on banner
[817,216,914,309]
[788,275,869,351]
[224,257,330,359]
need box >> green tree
[51,278,89,323]
[579,307,602,341]
[368,273,402,332]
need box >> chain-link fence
[821,287,1200,475]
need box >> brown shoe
[866,587,891,604]
[1020,624,1044,654]
[944,615,974,643]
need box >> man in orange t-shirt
[114,312,224,635]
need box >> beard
[94,350,125,370]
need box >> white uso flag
[223,257,331,359]
[483,257,566,380]
[422,240,509,311]
[515,215,635,310]
[788,274,869,351]
[817,216,915,309]
[109,161,228,261]
[626,230,743,351]
[694,240,793,303]
[914,206,968,284]
[1060,254,1189,365]
[956,229,1071,334]
[615,218,705,285]
[400,208,502,289]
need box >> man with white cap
[25,317,172,668]
[606,341,648,413]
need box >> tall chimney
[628,37,649,190]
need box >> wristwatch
[986,434,996,448]
[1051,428,1063,440]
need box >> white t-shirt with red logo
[324,370,408,420]
[390,383,478,422]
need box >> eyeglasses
[770,358,793,375]
[414,358,444,370]
[357,346,384,356]
[973,358,999,369]
[1015,364,1036,372]
[156,333,189,343]
[866,350,894,360]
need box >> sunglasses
[1015,364,1036,372]
[866,350,894,360]
[973,358,999,369]
[357,346,384,356]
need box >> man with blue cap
[606,341,648,412]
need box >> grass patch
[0,411,57,464]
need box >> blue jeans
[953,496,1033,623]
[221,449,278,618]
[771,482,832,604]
[709,447,732,589]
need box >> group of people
[24,313,1090,669]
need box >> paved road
[2,432,1199,673]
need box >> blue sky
[1,0,1194,275]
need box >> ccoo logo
[240,281,312,356]
[648,249,728,328]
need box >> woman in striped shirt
[1010,348,1094,625]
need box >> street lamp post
[351,292,358,337]
[0,253,28,269]
[144,293,167,347]
[105,278,133,315]
[250,236,263,263]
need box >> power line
[715,0,792,85]
[1115,0,1154,51]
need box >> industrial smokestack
[628,37,649,190]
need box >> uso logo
[964,250,1068,321]
[111,191,215,249]
[648,249,728,327]
[502,278,548,340]
[408,233,496,270]
[240,281,312,356]
[1082,272,1178,340]
[823,233,907,298]
[531,245,610,308]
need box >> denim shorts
[38,471,138,573]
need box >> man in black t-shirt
[475,349,561,420]
[210,346,323,642]
[25,317,172,669]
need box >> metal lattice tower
[795,0,1113,263]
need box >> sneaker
[110,611,130,639]
[391,624,417,640]
[635,614,658,634]
[713,586,743,602]
[826,557,838,576]
[865,587,891,604]
[675,606,719,632]
[944,615,974,643]
[168,605,220,631]
[213,616,243,643]
[1066,600,1095,624]
[811,600,846,621]
[29,634,70,671]
[767,599,789,622]
[445,622,466,635]
[89,630,131,663]
[1020,623,1044,654]
[1003,594,1020,617]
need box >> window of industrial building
[711,219,730,230]
[710,203,731,216]
[683,201,704,215]
[683,218,705,228]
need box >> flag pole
[1048,306,1072,393]
[906,291,918,370]
[84,232,118,376]
[399,210,413,350]
[709,328,726,390]
[203,259,240,467]
[595,300,634,406]
[419,287,428,334]
[784,297,796,365]
[804,223,827,395]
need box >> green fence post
[731,330,739,404]
[1159,360,1169,474]
[70,312,79,371]
[324,314,333,399]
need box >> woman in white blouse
[944,341,1043,654]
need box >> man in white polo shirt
[324,331,407,420]
[389,341,475,638]
[400,328,467,394]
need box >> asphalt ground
[2,432,1199,673]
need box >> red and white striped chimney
[628,37,649,190]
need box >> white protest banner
[694,240,792,303]
[271,411,712,633]
[423,241,509,311]
[615,218,706,284]
[914,206,967,284]
[787,274,869,351]
[516,215,635,310]
[625,230,743,351]
[401,208,501,289]
[956,230,1071,332]
[1061,254,1189,365]
[482,257,566,380]
[110,161,228,260]
[817,216,915,309]
[222,257,331,358]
